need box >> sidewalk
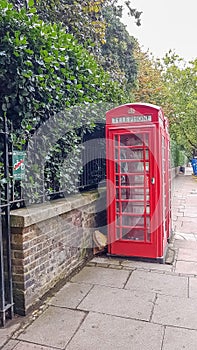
[1,169,197,350]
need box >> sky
[119,0,197,63]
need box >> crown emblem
[128,108,136,114]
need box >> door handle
[151,177,155,184]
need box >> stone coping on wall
[10,191,99,228]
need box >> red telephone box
[106,103,171,263]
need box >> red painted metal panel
[106,103,171,261]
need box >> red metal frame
[106,103,171,262]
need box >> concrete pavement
[1,169,197,349]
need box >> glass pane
[146,228,151,242]
[120,175,127,185]
[122,215,130,227]
[121,201,129,213]
[121,188,142,200]
[134,134,143,146]
[116,214,121,226]
[116,202,120,213]
[145,150,149,160]
[119,159,128,173]
[132,189,144,200]
[115,162,120,174]
[130,205,144,214]
[122,227,130,238]
[115,148,118,160]
[114,130,151,243]
[114,135,118,146]
[134,175,144,184]
[144,134,149,145]
[146,206,150,214]
[126,161,144,173]
[123,149,143,161]
[121,174,144,186]
[122,215,144,227]
[146,217,150,228]
[116,227,120,240]
[120,134,143,146]
[130,150,143,159]
[121,188,128,199]
[122,227,144,241]
[145,162,149,171]
[116,188,119,199]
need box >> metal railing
[0,115,14,327]
[0,120,106,326]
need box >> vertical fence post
[0,113,14,327]
[0,202,6,327]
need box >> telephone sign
[112,115,152,124]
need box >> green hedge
[0,1,125,144]
[0,1,127,202]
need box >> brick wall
[10,191,105,315]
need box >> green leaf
[28,0,35,7]
[2,103,7,111]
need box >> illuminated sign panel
[112,115,152,124]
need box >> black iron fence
[0,123,106,207]
[79,125,106,191]
[0,115,14,327]
[0,118,106,326]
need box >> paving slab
[66,312,163,350]
[162,326,197,350]
[184,202,197,209]
[174,240,197,249]
[174,211,184,217]
[181,216,197,222]
[177,248,197,262]
[189,277,197,298]
[172,215,178,223]
[183,210,197,218]
[181,222,197,234]
[78,284,155,321]
[90,257,121,265]
[175,261,197,275]
[71,266,130,288]
[152,294,197,329]
[48,282,93,308]
[0,340,19,350]
[8,342,55,350]
[121,260,172,272]
[125,270,188,297]
[174,233,197,241]
[0,323,20,348]
[173,221,183,232]
[18,306,86,349]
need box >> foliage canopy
[132,47,197,157]
[161,54,197,156]
[0,0,124,141]
[0,0,126,199]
